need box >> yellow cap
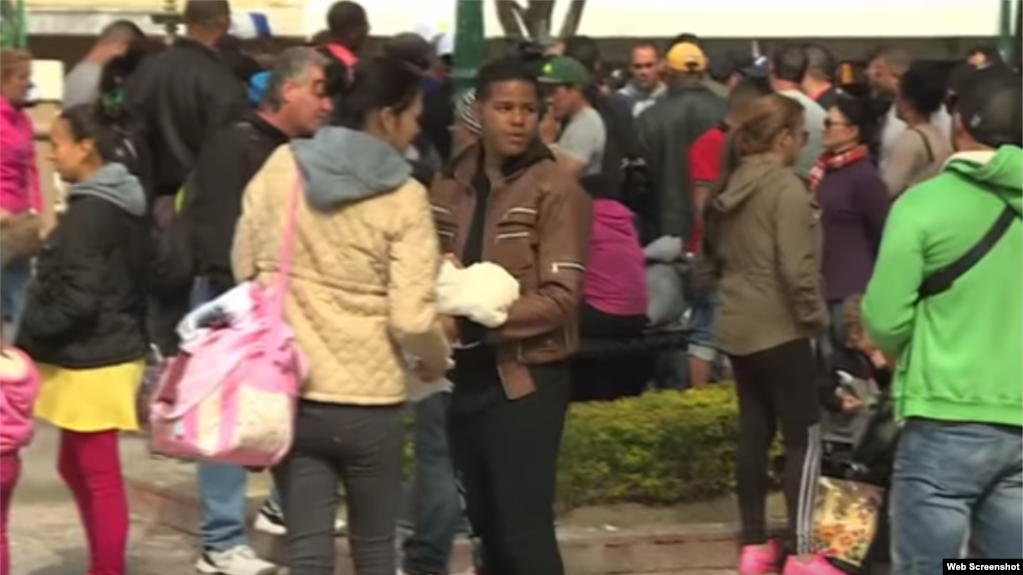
[666,42,708,73]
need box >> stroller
[817,346,898,575]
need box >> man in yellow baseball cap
[666,41,708,75]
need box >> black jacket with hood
[19,163,150,368]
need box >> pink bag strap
[268,173,303,324]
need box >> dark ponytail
[96,37,158,126]
[334,56,422,129]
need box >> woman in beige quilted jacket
[232,56,450,575]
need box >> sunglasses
[823,119,853,129]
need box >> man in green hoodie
[862,68,1023,574]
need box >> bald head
[183,0,230,27]
[867,45,911,96]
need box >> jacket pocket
[492,206,538,276]
[430,204,458,254]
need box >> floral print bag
[813,477,885,567]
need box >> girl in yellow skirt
[16,103,150,575]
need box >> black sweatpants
[273,400,404,575]
[573,303,652,401]
[729,338,821,555]
[448,363,571,575]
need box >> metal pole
[998,0,1013,63]
[452,0,485,93]
[1013,0,1022,71]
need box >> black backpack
[587,89,653,211]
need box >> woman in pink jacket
[0,346,40,575]
[0,49,40,337]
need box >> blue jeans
[402,393,463,575]
[190,277,283,551]
[891,419,1023,574]
[1,260,31,340]
[198,463,283,550]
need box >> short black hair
[833,92,879,146]
[803,43,835,81]
[867,45,911,74]
[101,20,145,41]
[771,43,808,83]
[327,1,368,36]
[384,32,433,72]
[475,56,539,101]
[898,61,946,116]
[563,36,600,73]
[182,0,230,26]
[956,66,1022,147]
[967,43,1003,66]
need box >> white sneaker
[195,545,277,575]
[253,499,347,536]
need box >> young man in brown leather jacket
[429,56,592,575]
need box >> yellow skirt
[35,360,146,432]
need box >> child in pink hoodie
[0,346,39,575]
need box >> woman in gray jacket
[696,92,835,575]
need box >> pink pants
[58,429,129,575]
[1,452,20,575]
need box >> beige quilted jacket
[232,129,450,406]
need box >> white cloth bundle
[405,260,521,402]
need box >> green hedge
[405,384,776,510]
[556,385,746,510]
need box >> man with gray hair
[183,46,334,575]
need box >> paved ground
[9,425,200,575]
[9,424,737,575]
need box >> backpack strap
[910,127,934,164]
[918,205,1019,300]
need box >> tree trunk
[495,0,564,40]
[557,0,587,40]
[495,0,528,39]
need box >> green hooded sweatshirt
[863,146,1023,426]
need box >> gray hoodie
[68,162,147,217]
[63,61,103,110]
[616,81,667,117]
[292,127,412,211]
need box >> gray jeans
[273,400,404,575]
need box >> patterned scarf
[808,145,870,192]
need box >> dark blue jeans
[891,419,1023,574]
[402,393,463,575]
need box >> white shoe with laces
[253,498,347,536]
[195,545,277,575]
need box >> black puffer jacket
[18,164,150,368]
[125,37,247,197]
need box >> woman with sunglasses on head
[695,92,838,575]
[811,93,891,347]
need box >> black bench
[577,328,690,358]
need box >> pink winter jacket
[0,95,41,215]
[0,348,40,455]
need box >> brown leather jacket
[429,141,592,399]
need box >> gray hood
[292,127,412,211]
[68,162,147,217]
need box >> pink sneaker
[739,540,782,574]
[782,554,848,575]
